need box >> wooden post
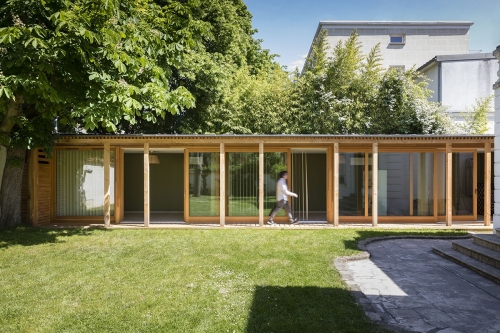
[326,146,333,224]
[473,151,478,220]
[446,143,452,226]
[372,143,378,227]
[144,143,150,227]
[220,143,225,227]
[485,143,491,226]
[104,142,111,227]
[333,143,339,226]
[364,153,369,216]
[259,142,264,227]
[28,149,38,226]
[433,151,438,222]
[409,153,414,216]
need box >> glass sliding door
[227,152,287,217]
[437,152,474,216]
[452,153,474,216]
[377,152,434,216]
[189,152,220,217]
[56,149,115,216]
[339,153,369,216]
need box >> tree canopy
[0,4,462,227]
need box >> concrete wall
[441,58,497,133]
[494,46,500,231]
[323,24,470,69]
[441,59,497,111]
[424,63,440,102]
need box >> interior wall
[124,153,184,211]
[292,153,326,211]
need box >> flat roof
[418,53,496,72]
[319,21,474,27]
[57,134,493,147]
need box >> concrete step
[432,244,500,285]
[452,239,500,269]
[497,229,500,238]
[473,234,500,253]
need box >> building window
[389,65,405,71]
[56,149,115,216]
[390,35,405,44]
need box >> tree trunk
[0,147,26,228]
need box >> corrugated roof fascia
[57,134,494,140]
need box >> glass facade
[189,152,220,216]
[56,150,115,216]
[378,153,434,216]
[438,152,474,216]
[227,152,287,217]
[339,153,371,216]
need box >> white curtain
[56,150,114,216]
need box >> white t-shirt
[276,178,296,201]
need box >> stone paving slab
[335,238,500,333]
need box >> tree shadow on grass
[0,227,99,248]
[245,286,387,333]
[343,230,469,252]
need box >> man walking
[267,171,299,225]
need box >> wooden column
[333,143,339,226]
[104,142,111,227]
[364,153,369,216]
[485,142,491,226]
[259,142,264,227]
[144,143,150,227]
[28,149,38,226]
[433,151,438,222]
[220,143,225,227]
[446,143,452,226]
[326,146,333,224]
[372,143,378,227]
[409,153,414,216]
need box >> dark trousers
[269,199,293,221]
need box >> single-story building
[26,134,494,227]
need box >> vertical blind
[57,150,115,216]
[227,152,286,217]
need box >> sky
[244,0,500,71]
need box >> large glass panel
[57,150,115,216]
[189,152,219,216]
[453,153,474,215]
[378,153,409,216]
[227,152,287,217]
[291,150,327,221]
[412,153,434,216]
[437,152,473,216]
[438,152,446,215]
[377,153,434,216]
[339,153,368,216]
[264,152,287,217]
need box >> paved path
[335,238,500,333]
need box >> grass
[0,228,466,333]
[190,196,285,217]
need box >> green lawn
[0,228,465,332]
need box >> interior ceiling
[290,148,327,154]
[122,148,185,154]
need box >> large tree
[112,0,280,135]
[0,0,206,227]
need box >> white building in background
[494,45,500,231]
[308,21,495,132]
[418,53,497,133]
[312,21,473,69]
